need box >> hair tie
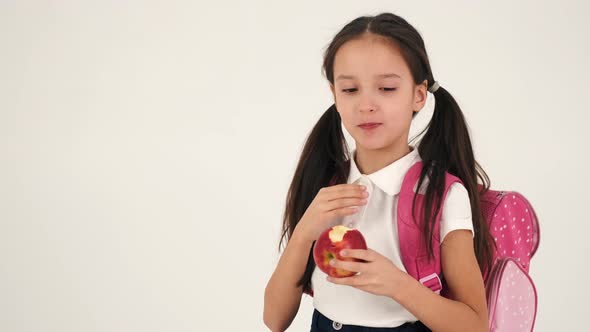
[428,81,440,93]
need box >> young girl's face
[330,33,427,151]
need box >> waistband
[312,309,430,332]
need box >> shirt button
[348,222,354,228]
[332,321,342,330]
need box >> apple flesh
[313,225,368,278]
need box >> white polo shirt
[311,146,474,328]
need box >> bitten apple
[313,225,368,278]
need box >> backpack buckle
[419,273,442,294]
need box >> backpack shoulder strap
[397,161,462,294]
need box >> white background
[1,1,589,331]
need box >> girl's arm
[392,229,489,332]
[263,227,314,332]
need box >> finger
[340,249,375,262]
[324,197,367,212]
[324,184,367,201]
[330,259,366,273]
[326,206,361,219]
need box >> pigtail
[417,85,495,275]
[278,104,349,294]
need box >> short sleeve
[440,182,474,244]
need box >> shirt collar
[347,147,421,196]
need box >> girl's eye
[341,88,397,93]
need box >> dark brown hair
[278,12,495,295]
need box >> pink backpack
[306,161,540,332]
[398,162,540,332]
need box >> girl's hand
[326,248,412,299]
[295,184,369,243]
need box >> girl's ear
[413,79,428,113]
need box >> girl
[264,12,494,332]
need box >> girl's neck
[354,143,413,175]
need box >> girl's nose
[359,106,375,113]
[358,94,377,113]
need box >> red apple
[313,225,368,278]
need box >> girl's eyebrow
[335,73,401,81]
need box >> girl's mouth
[358,123,382,131]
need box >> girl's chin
[352,139,389,151]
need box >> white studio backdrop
[1,1,588,331]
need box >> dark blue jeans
[311,309,431,332]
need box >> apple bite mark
[328,225,349,242]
